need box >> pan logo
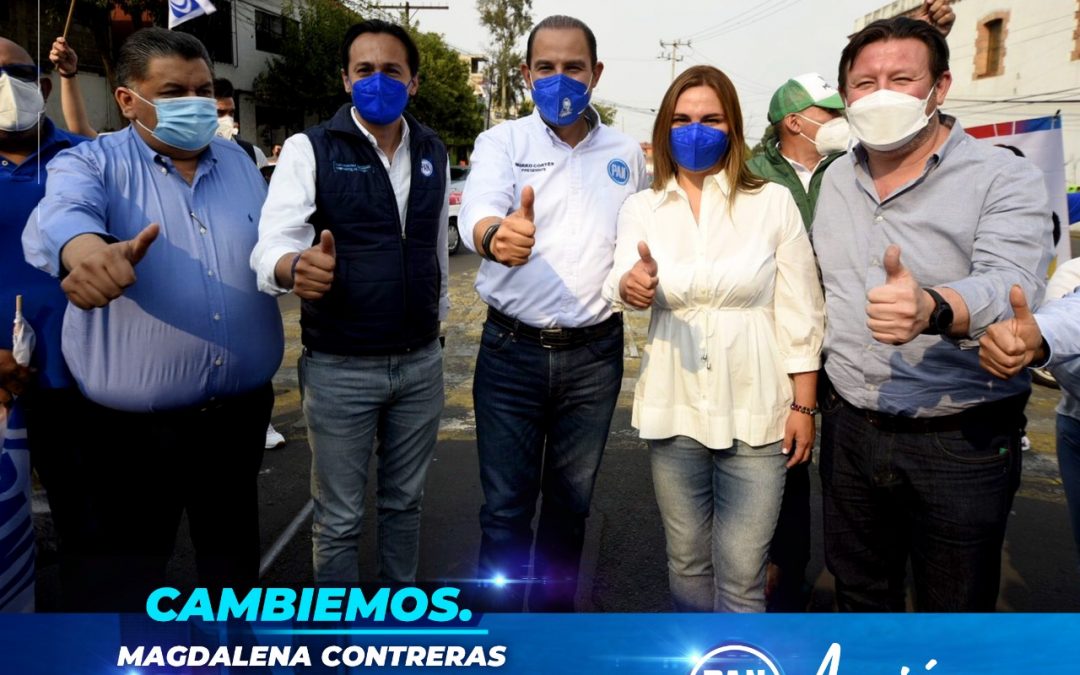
[689,643,783,675]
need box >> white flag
[12,295,34,369]
[168,0,217,29]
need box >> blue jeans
[1057,414,1080,567]
[819,385,1024,611]
[650,435,787,612]
[300,340,443,584]
[474,318,623,611]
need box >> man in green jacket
[748,72,848,612]
[748,73,848,228]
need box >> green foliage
[254,0,483,146]
[593,101,617,127]
[254,0,361,122]
[476,0,532,115]
[409,30,484,146]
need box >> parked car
[447,166,471,255]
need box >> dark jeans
[473,317,623,612]
[1057,414,1080,567]
[73,383,273,611]
[819,385,1024,612]
[767,461,811,611]
[23,386,95,610]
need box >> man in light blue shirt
[23,28,283,611]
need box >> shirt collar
[350,107,409,151]
[850,112,959,170]
[651,170,730,209]
[531,106,601,147]
[127,124,218,174]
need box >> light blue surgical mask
[129,89,219,151]
[530,73,592,127]
[670,123,729,172]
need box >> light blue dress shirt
[23,127,283,412]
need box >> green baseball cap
[767,72,845,124]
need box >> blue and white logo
[607,158,630,185]
[421,158,434,177]
[690,643,783,675]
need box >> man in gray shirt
[812,17,1052,611]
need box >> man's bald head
[0,37,34,67]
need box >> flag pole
[62,0,77,40]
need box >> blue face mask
[530,73,592,127]
[130,89,218,151]
[670,123,729,172]
[352,72,410,125]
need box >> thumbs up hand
[865,244,935,345]
[619,240,660,309]
[490,185,537,267]
[979,285,1046,379]
[61,223,160,309]
[293,229,337,300]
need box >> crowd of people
[3,0,1080,615]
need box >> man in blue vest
[251,19,449,584]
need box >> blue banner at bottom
[1,613,1076,674]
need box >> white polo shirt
[460,109,648,328]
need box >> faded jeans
[300,340,443,584]
[650,435,787,613]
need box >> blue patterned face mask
[352,72,410,126]
[129,89,218,151]
[670,123,729,172]
[530,73,592,127]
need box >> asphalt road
[33,248,1080,611]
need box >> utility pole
[372,3,448,27]
[658,39,690,81]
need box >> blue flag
[168,0,217,29]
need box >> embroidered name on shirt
[515,161,555,173]
[333,162,372,173]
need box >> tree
[476,0,532,117]
[409,30,485,147]
[254,0,362,123]
[255,0,483,149]
[593,101,617,127]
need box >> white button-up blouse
[603,173,825,449]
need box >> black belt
[486,306,622,350]
[827,383,1027,434]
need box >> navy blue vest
[302,104,446,355]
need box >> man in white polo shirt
[460,14,647,611]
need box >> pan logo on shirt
[421,159,434,177]
[607,159,630,185]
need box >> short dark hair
[526,15,597,67]
[838,17,949,92]
[115,27,213,88]
[340,19,419,77]
[213,77,235,100]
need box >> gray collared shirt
[812,115,1053,417]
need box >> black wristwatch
[921,287,954,336]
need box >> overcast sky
[409,0,901,143]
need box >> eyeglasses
[0,64,42,83]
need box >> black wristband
[480,221,501,262]
[59,70,78,79]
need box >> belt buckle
[539,327,565,349]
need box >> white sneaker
[265,424,286,449]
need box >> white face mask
[845,85,937,152]
[796,114,851,156]
[0,72,45,133]
[216,114,238,140]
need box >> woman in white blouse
[603,65,825,612]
